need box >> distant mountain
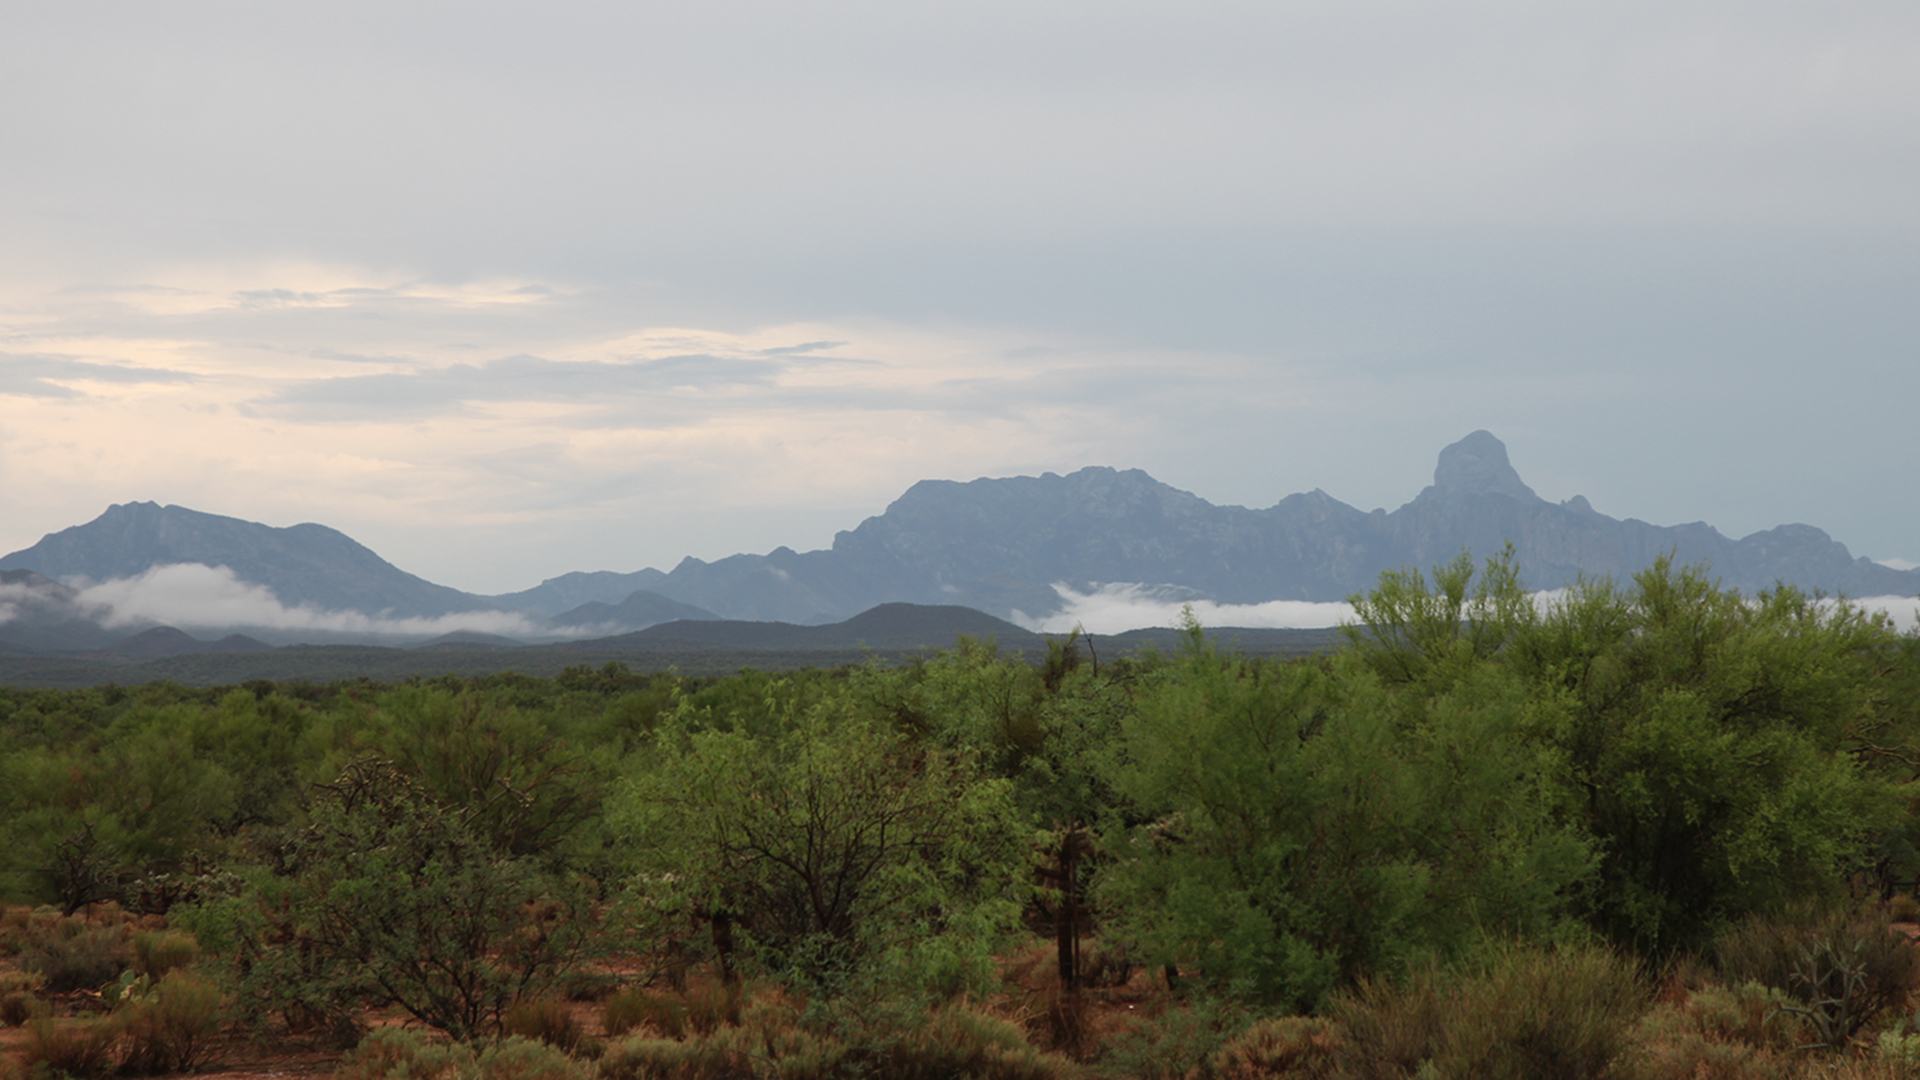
[0,502,501,619]
[549,590,718,632]
[103,627,269,659]
[488,569,672,615]
[6,433,1914,646]
[596,430,1920,622]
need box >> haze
[3,2,1916,595]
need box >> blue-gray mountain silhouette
[5,432,1914,636]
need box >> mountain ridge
[3,432,1915,646]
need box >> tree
[1345,550,1913,954]
[1097,626,1591,1010]
[614,692,1029,999]
[237,758,590,1041]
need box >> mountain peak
[1431,430,1538,501]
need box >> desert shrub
[597,1032,759,1080]
[1096,1000,1249,1080]
[1716,905,1919,1046]
[596,1001,1073,1080]
[118,969,224,1075]
[16,918,131,992]
[682,981,742,1037]
[1209,1016,1345,1080]
[17,1016,120,1080]
[601,988,686,1039]
[1620,985,1800,1080]
[470,1037,592,1080]
[130,929,199,978]
[502,996,583,1053]
[1,969,48,1026]
[1335,942,1646,1080]
[335,1028,472,1080]
[1024,986,1093,1061]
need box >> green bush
[259,758,593,1041]
[1099,623,1592,1009]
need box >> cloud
[264,353,788,416]
[73,563,559,638]
[0,353,196,398]
[1841,595,1920,635]
[1018,584,1920,639]
[1014,582,1358,635]
[1877,558,1919,572]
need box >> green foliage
[352,687,609,863]
[851,634,1130,828]
[1098,633,1591,1008]
[1345,550,1911,955]
[188,757,593,1043]
[614,687,1030,1001]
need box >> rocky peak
[1429,430,1538,502]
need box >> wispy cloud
[0,353,196,398]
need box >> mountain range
[2,431,1914,653]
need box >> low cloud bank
[73,564,559,639]
[1015,583,1357,635]
[1844,596,1920,634]
[1017,582,1920,638]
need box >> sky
[3,1,1917,598]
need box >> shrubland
[3,553,1920,1078]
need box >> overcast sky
[3,1,1916,595]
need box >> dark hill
[560,603,1045,654]
[549,590,718,632]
